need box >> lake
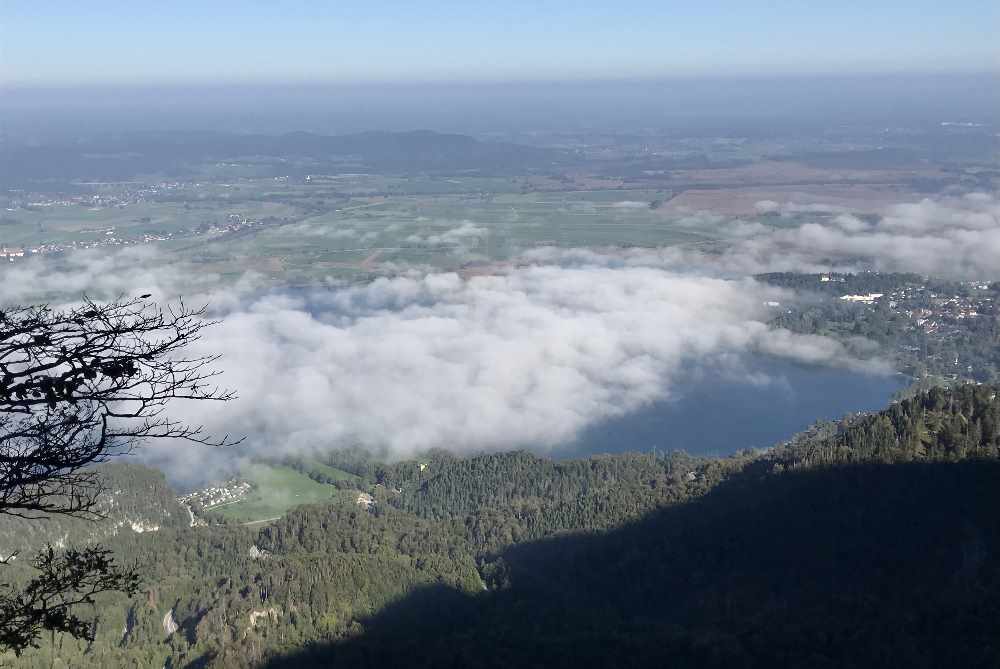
[556,356,907,459]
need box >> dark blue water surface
[556,357,907,459]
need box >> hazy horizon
[4,73,999,140]
[1,3,1000,667]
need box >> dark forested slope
[5,384,1000,668]
[267,384,1000,669]
[268,459,998,669]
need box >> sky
[2,1,998,86]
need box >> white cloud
[746,195,1000,278]
[406,221,487,245]
[830,214,871,233]
[0,247,245,307]
[285,222,358,239]
[404,221,488,256]
[754,200,849,216]
[154,263,881,473]
[20,192,992,482]
[754,200,781,215]
[538,193,1000,280]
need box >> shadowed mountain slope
[263,457,1000,669]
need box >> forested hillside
[5,385,1000,668]
[0,463,189,557]
[274,460,997,669]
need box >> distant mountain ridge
[1,129,565,187]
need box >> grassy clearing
[215,464,338,523]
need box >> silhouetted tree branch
[0,546,139,656]
[0,295,236,655]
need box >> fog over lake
[560,356,906,459]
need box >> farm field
[3,170,898,289]
[165,183,727,283]
[213,463,355,524]
[6,199,303,246]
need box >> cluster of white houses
[0,246,26,261]
[178,480,253,510]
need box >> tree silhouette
[0,296,236,655]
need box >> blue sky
[3,1,997,85]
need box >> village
[177,479,253,512]
[0,212,266,261]
[880,282,994,334]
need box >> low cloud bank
[148,263,882,482]
[737,194,1000,279]
[12,193,991,482]
[754,200,850,216]
[535,193,1000,280]
[405,221,488,251]
[287,222,379,243]
[0,247,217,306]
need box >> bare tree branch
[0,546,139,656]
[0,295,238,655]
[0,296,238,519]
